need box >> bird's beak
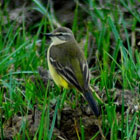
[43,33,56,37]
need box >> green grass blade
[48,97,60,140]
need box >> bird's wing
[49,54,83,91]
[49,42,87,91]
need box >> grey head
[45,27,75,44]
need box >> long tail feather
[84,90,100,117]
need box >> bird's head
[45,27,75,45]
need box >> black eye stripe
[56,33,70,36]
[55,33,63,36]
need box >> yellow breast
[47,46,69,89]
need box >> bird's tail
[84,89,100,117]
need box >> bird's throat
[51,37,66,45]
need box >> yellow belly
[47,46,69,89]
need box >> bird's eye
[59,33,63,36]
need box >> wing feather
[49,56,83,91]
[81,61,90,90]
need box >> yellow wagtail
[45,27,100,117]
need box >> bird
[45,27,100,117]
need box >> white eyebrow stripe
[62,33,71,35]
[55,32,71,36]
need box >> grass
[0,0,140,139]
